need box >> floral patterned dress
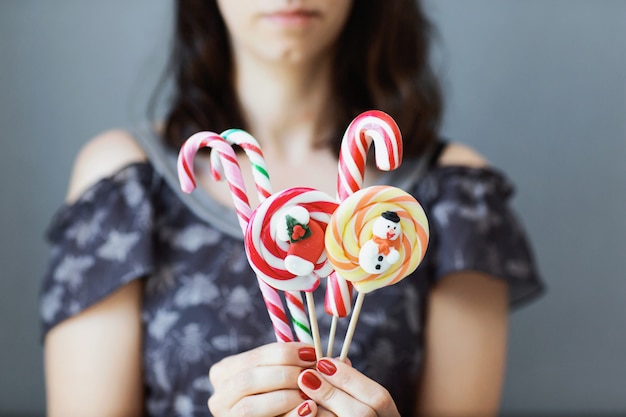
[40,127,544,416]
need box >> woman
[41,0,543,416]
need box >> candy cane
[330,110,409,360]
[219,129,314,346]
[217,129,272,201]
[177,131,294,343]
[178,131,251,232]
[324,273,353,357]
[337,110,403,201]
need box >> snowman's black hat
[381,211,400,223]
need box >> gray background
[1,0,624,415]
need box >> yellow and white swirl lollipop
[325,185,429,293]
[325,185,429,359]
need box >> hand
[297,358,401,417]
[208,342,318,417]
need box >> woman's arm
[44,130,147,417]
[416,272,509,417]
[45,281,144,417]
[415,143,510,416]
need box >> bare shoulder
[437,142,489,168]
[66,129,147,202]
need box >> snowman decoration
[275,206,326,277]
[359,211,402,274]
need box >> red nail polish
[300,371,322,390]
[316,358,337,376]
[299,390,310,400]
[298,402,312,416]
[298,347,316,362]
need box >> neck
[234,52,335,157]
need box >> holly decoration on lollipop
[276,206,326,277]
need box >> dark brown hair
[157,0,443,158]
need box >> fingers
[209,389,304,417]
[219,365,305,403]
[208,342,318,416]
[298,358,400,417]
[299,370,373,417]
[285,401,337,417]
[210,342,317,386]
[283,400,318,417]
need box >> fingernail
[298,347,317,362]
[298,401,312,416]
[316,358,337,376]
[299,390,310,400]
[300,371,322,390]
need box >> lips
[261,9,320,26]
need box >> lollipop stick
[327,316,338,357]
[339,291,365,361]
[305,291,323,359]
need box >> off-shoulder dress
[40,127,544,416]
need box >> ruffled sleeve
[416,166,544,307]
[40,163,155,336]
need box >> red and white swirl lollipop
[245,187,338,358]
[177,131,294,343]
[245,188,338,291]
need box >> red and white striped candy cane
[217,129,272,201]
[219,128,314,346]
[179,131,251,232]
[324,273,353,356]
[331,110,404,359]
[177,131,294,343]
[337,110,403,201]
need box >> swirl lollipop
[245,187,338,358]
[177,131,294,343]
[326,185,429,291]
[326,185,429,359]
[218,129,314,346]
